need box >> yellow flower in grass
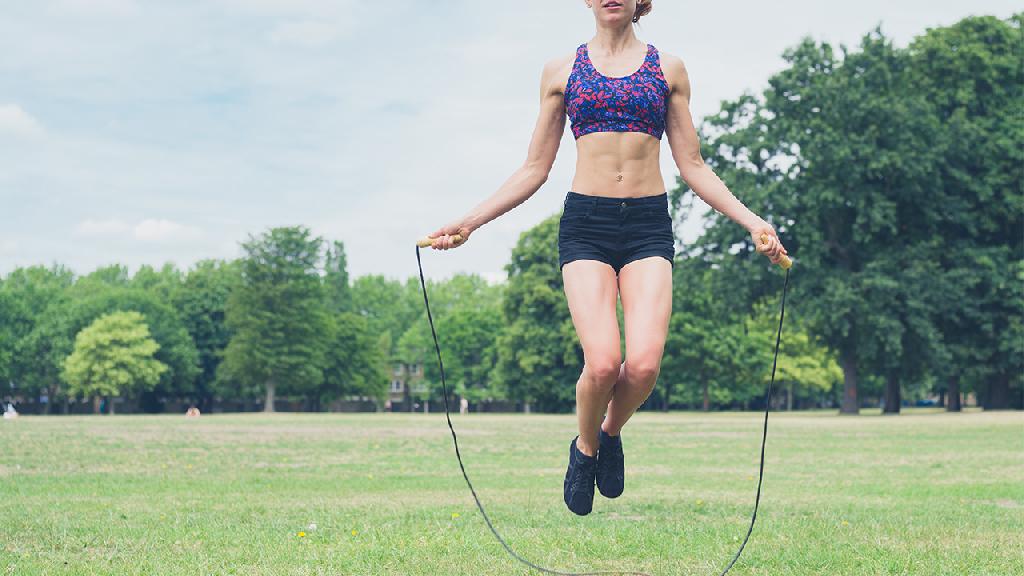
[351,529,358,536]
[297,531,306,538]
[451,513,460,519]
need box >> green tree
[495,214,580,412]
[62,310,168,414]
[320,312,387,407]
[173,259,240,412]
[324,240,352,313]
[398,274,505,407]
[0,265,75,409]
[907,14,1024,410]
[659,259,768,411]
[220,226,330,411]
[679,25,954,414]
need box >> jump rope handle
[760,233,792,269]
[416,233,464,248]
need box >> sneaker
[596,429,624,498]
[563,436,598,515]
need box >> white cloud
[133,219,202,243]
[72,218,202,244]
[0,104,43,138]
[74,219,131,237]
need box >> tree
[495,214,581,412]
[320,312,387,407]
[324,240,352,313]
[679,25,955,414]
[398,274,504,407]
[0,265,75,410]
[62,310,167,414]
[659,258,768,411]
[220,226,330,411]
[173,259,240,412]
[907,14,1024,410]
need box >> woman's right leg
[561,259,621,457]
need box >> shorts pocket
[560,199,595,223]
[639,205,672,224]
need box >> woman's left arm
[661,53,787,262]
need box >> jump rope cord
[416,245,790,576]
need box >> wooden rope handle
[416,233,464,248]
[760,233,792,269]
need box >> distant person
[185,406,201,418]
[3,403,18,420]
[422,0,787,517]
[384,399,393,412]
[460,397,469,415]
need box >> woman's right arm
[427,57,568,250]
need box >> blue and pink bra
[564,42,669,140]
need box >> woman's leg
[562,259,621,457]
[603,256,672,435]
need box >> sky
[0,1,1017,282]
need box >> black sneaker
[596,429,624,499]
[563,436,598,516]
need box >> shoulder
[654,48,691,99]
[542,45,581,76]
[540,45,582,90]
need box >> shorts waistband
[566,190,667,206]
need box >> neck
[591,25,641,55]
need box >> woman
[424,0,788,516]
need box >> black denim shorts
[558,190,675,274]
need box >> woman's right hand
[426,221,473,250]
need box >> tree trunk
[786,383,793,411]
[661,381,671,411]
[947,374,961,412]
[840,348,859,414]
[264,381,276,413]
[985,373,1011,410]
[702,380,710,412]
[92,396,102,414]
[523,401,531,414]
[108,397,116,415]
[883,373,900,414]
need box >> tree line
[1,14,1019,414]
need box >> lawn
[1,409,1021,575]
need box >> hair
[632,0,652,23]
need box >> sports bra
[564,41,669,140]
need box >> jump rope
[414,232,792,576]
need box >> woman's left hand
[748,219,788,264]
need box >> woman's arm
[661,53,787,262]
[427,57,568,250]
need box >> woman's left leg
[603,255,673,434]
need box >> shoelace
[572,453,598,494]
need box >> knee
[627,356,661,389]
[585,355,622,386]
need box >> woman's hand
[426,220,473,250]
[747,218,788,264]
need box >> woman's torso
[560,40,670,198]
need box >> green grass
[2,409,1021,575]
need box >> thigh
[618,256,673,365]
[562,259,621,365]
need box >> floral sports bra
[564,42,669,140]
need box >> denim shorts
[558,190,675,274]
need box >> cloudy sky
[0,1,1016,282]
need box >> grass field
[1,409,1021,575]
